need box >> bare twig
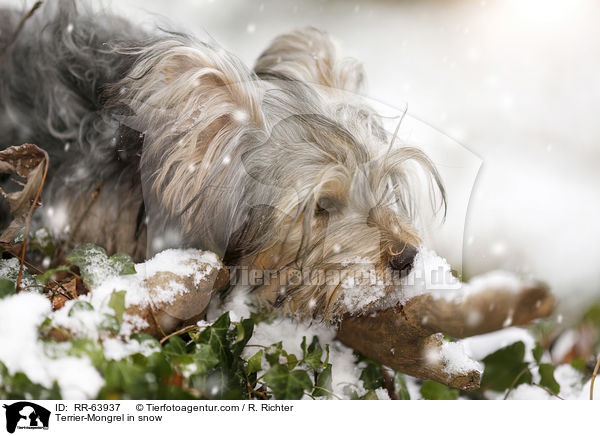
[16,149,49,292]
[0,1,43,64]
[531,383,564,400]
[159,324,198,345]
[590,354,600,400]
[503,366,531,400]
[148,303,167,338]
[312,385,343,400]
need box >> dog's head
[116,28,445,322]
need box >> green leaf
[67,244,111,287]
[304,337,324,370]
[247,350,263,375]
[359,361,384,391]
[314,364,333,398]
[99,314,120,335]
[532,342,544,364]
[0,279,15,299]
[538,363,560,395]
[0,258,42,292]
[232,318,254,360]
[481,341,532,391]
[67,244,136,288]
[264,364,313,400]
[265,342,283,367]
[206,319,232,367]
[163,336,189,357]
[360,390,379,400]
[394,372,411,400]
[420,381,459,400]
[30,228,55,259]
[192,344,219,373]
[582,303,600,325]
[110,252,136,275]
[35,265,70,285]
[286,354,298,370]
[570,358,586,372]
[108,290,126,322]
[68,300,94,316]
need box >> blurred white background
[3,0,600,320]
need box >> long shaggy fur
[0,1,445,322]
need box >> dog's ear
[254,27,365,93]
[114,39,267,234]
[118,39,265,134]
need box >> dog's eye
[315,197,335,216]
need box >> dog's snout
[388,244,418,273]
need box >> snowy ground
[3,0,598,320]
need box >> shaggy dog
[0,1,446,322]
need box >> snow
[440,341,483,375]
[460,327,538,362]
[367,246,528,315]
[0,292,103,399]
[209,286,367,399]
[550,329,578,363]
[340,257,386,314]
[102,337,160,361]
[51,248,220,339]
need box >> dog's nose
[388,244,418,273]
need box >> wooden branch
[337,282,554,390]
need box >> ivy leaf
[0,258,42,292]
[163,336,189,357]
[232,318,254,361]
[99,314,120,335]
[265,342,283,367]
[481,341,532,391]
[420,381,459,400]
[570,358,586,372]
[286,354,298,370]
[35,265,70,285]
[359,360,384,391]
[532,342,544,364]
[313,364,333,398]
[110,252,136,276]
[108,290,126,322]
[30,228,55,259]
[538,363,560,395]
[67,244,135,288]
[394,372,411,400]
[193,344,219,373]
[0,279,15,299]
[360,390,379,400]
[247,350,263,375]
[264,364,313,400]
[304,337,323,370]
[68,300,94,316]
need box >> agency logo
[2,402,50,434]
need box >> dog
[0,1,446,323]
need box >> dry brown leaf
[0,143,48,246]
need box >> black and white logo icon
[2,402,50,433]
